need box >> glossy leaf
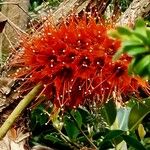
[64,117,80,140]
[30,105,48,130]
[101,100,117,126]
[78,107,90,124]
[64,111,81,140]
[128,102,150,131]
[117,26,132,36]
[104,130,124,140]
[70,110,82,128]
[122,135,146,150]
[133,55,150,75]
[122,40,143,48]
[122,40,148,56]
[127,47,148,56]
[111,19,150,78]
[133,32,148,44]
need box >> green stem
[0,83,42,140]
[57,129,80,149]
[69,112,98,149]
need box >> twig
[7,18,27,35]
[69,112,98,149]
[3,32,16,52]
[0,83,42,140]
[0,12,27,35]
[17,4,32,19]
[57,129,80,149]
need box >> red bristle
[10,14,150,109]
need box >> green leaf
[101,100,117,126]
[146,29,150,44]
[123,40,143,48]
[121,40,148,56]
[117,27,132,36]
[128,58,137,75]
[133,55,150,75]
[110,18,150,78]
[126,99,137,108]
[128,102,150,131]
[135,19,145,28]
[104,130,124,140]
[63,110,82,141]
[30,105,48,130]
[55,110,83,141]
[133,32,148,45]
[78,107,90,124]
[70,110,82,128]
[135,19,147,37]
[127,47,148,56]
[64,116,80,140]
[122,135,146,150]
[44,133,63,144]
[143,137,150,148]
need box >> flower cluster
[12,15,149,109]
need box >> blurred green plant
[119,0,133,11]
[29,98,150,149]
[29,0,62,11]
[109,19,150,79]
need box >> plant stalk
[57,129,80,149]
[69,112,98,149]
[0,83,42,140]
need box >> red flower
[11,15,149,109]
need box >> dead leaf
[8,128,17,141]
[0,128,30,150]
[0,77,15,95]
